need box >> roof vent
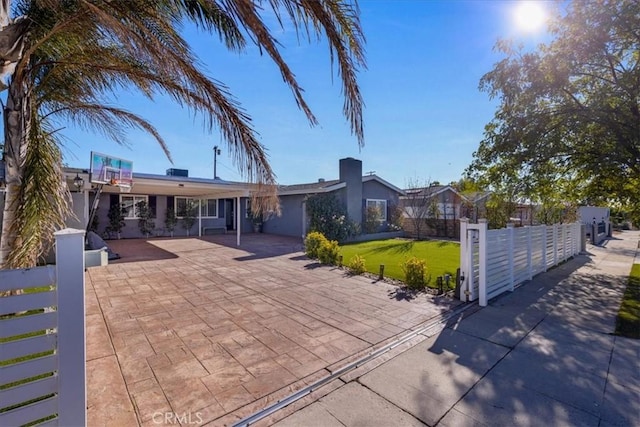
[318,178,325,183]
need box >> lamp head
[73,173,84,191]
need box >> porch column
[198,199,202,237]
[302,201,307,239]
[236,196,241,246]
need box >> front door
[225,199,234,230]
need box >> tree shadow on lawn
[365,241,415,254]
[436,240,459,247]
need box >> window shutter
[167,196,174,210]
[149,196,157,217]
[110,194,119,207]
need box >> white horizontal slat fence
[460,220,581,306]
[0,229,86,427]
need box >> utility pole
[213,145,221,179]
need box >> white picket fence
[460,219,581,306]
[0,229,86,426]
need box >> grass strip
[615,263,640,339]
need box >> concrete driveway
[85,234,462,426]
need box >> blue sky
[60,0,552,188]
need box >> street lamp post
[213,145,221,179]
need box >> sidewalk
[267,231,640,427]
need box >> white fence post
[553,224,558,265]
[459,218,469,302]
[526,226,533,280]
[562,224,567,261]
[478,219,488,307]
[54,228,86,426]
[507,222,515,291]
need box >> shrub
[348,254,366,275]
[364,206,381,234]
[318,239,340,265]
[388,204,404,231]
[402,257,427,289]
[305,231,328,259]
[306,193,358,241]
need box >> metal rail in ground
[232,301,477,427]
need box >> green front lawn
[615,263,640,339]
[339,239,460,287]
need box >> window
[120,195,148,219]
[201,198,218,218]
[175,197,191,218]
[366,199,387,222]
[175,197,218,218]
[245,199,252,219]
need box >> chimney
[339,157,363,226]
[318,178,325,183]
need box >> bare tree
[401,177,438,240]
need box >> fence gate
[459,219,581,306]
[0,229,86,427]
[459,222,480,302]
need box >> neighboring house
[459,191,492,222]
[401,186,496,239]
[512,203,537,226]
[400,185,465,239]
[263,157,405,238]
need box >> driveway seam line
[231,301,475,427]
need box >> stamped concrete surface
[85,234,461,426]
[272,231,640,427]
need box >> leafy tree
[181,199,198,237]
[0,0,366,268]
[136,201,155,238]
[164,207,177,237]
[106,203,125,239]
[484,193,516,230]
[426,196,440,235]
[468,0,639,220]
[306,193,357,242]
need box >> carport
[67,168,253,245]
[130,173,250,245]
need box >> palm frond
[6,114,72,268]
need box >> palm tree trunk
[0,181,21,268]
[1,74,30,270]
